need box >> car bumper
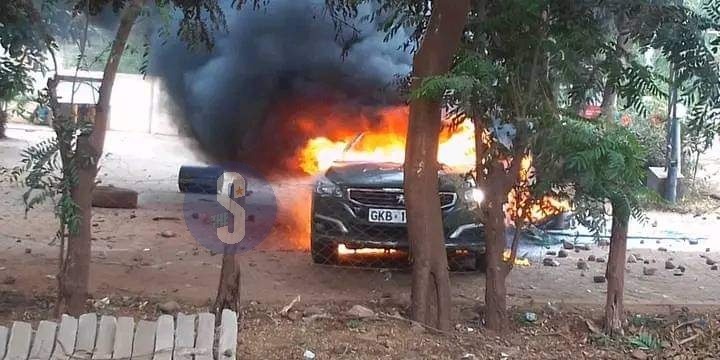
[312,194,486,253]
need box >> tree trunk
[404,0,470,331]
[0,108,6,139]
[214,251,242,314]
[57,0,143,316]
[604,206,629,335]
[599,84,616,120]
[479,153,523,331]
[600,13,627,120]
[483,202,508,330]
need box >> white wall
[17,70,183,136]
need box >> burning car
[310,133,487,268]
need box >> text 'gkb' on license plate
[368,208,406,224]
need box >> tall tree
[57,0,145,315]
[413,0,632,330]
[59,0,229,315]
[324,0,470,329]
[534,119,647,335]
[403,0,470,330]
[534,0,720,335]
[12,0,228,315]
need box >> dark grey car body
[310,161,486,266]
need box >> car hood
[324,162,463,191]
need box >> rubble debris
[280,295,301,316]
[303,306,324,317]
[152,216,181,221]
[347,305,375,319]
[665,260,676,270]
[577,243,592,251]
[523,312,538,322]
[577,259,589,270]
[630,349,647,360]
[92,185,138,209]
[157,300,181,314]
[287,310,302,321]
[543,258,560,267]
[643,267,658,276]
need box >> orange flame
[294,106,570,225]
[296,107,475,173]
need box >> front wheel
[311,235,338,264]
[475,252,487,272]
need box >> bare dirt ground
[2,124,720,357]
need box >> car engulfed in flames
[292,106,570,267]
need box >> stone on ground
[157,300,181,314]
[643,267,658,276]
[543,258,560,267]
[347,305,375,319]
[577,243,592,251]
[92,185,138,209]
[576,259,589,270]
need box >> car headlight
[463,188,485,204]
[314,176,342,197]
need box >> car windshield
[339,132,475,171]
[338,132,406,164]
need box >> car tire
[475,252,487,272]
[311,235,338,264]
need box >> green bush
[626,112,666,168]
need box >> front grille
[347,188,457,209]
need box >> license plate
[368,208,406,224]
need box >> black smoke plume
[149,0,411,172]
